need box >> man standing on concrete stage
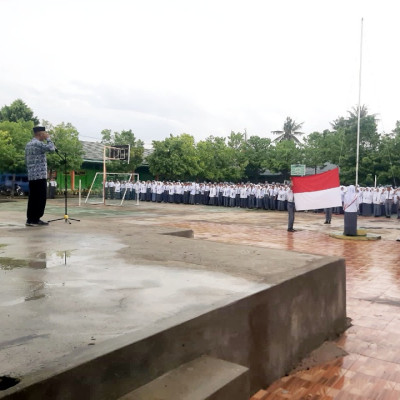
[25,126,56,226]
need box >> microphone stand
[48,150,80,224]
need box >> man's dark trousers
[27,179,47,223]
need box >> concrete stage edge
[0,204,347,399]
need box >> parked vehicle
[0,184,24,196]
[0,173,29,194]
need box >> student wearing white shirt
[167,183,174,203]
[239,185,247,208]
[175,182,183,203]
[183,183,190,204]
[268,185,276,210]
[156,182,164,202]
[49,178,57,199]
[263,185,270,210]
[140,181,147,201]
[125,181,131,200]
[394,188,400,219]
[104,180,109,199]
[343,185,359,236]
[209,184,217,206]
[133,180,140,201]
[383,186,394,218]
[151,181,157,202]
[120,181,127,200]
[372,187,382,217]
[357,187,363,216]
[223,185,230,207]
[287,184,295,232]
[229,185,236,207]
[114,180,121,199]
[362,187,373,216]
[277,187,287,211]
[204,183,210,205]
[126,181,133,200]
[108,180,115,199]
[194,183,200,205]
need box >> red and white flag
[291,168,342,211]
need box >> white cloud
[1,0,400,143]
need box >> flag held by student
[291,168,342,211]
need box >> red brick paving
[159,209,400,400]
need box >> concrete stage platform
[0,200,347,399]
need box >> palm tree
[272,117,304,143]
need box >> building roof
[81,141,104,162]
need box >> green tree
[101,129,144,172]
[243,136,272,182]
[269,140,303,180]
[226,131,248,181]
[47,122,84,173]
[331,105,380,185]
[0,99,39,125]
[272,117,304,143]
[0,120,33,194]
[302,130,341,174]
[147,134,200,181]
[375,126,400,186]
[196,136,232,181]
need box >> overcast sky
[1,0,400,145]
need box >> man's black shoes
[26,220,49,227]
[26,220,38,227]
[287,228,296,232]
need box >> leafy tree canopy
[47,122,84,172]
[0,99,39,125]
[331,105,379,185]
[147,134,200,181]
[196,136,231,182]
[269,140,303,180]
[0,120,33,173]
[243,135,272,182]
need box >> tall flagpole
[355,18,364,187]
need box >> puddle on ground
[1,282,49,306]
[0,250,75,270]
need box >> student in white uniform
[287,184,295,232]
[372,187,382,217]
[108,179,115,199]
[362,187,373,216]
[343,185,359,236]
[49,178,57,199]
[383,186,394,218]
[229,185,237,207]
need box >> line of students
[104,180,400,218]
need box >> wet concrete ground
[1,198,400,399]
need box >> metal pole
[355,18,364,187]
[103,146,107,205]
[78,179,81,206]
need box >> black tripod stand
[48,151,80,224]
